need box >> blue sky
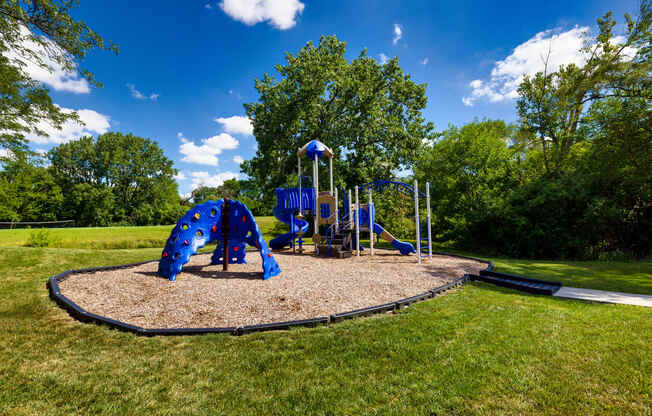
[23,0,637,195]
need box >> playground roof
[297,140,333,159]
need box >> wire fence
[0,220,75,229]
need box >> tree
[414,120,517,242]
[243,35,434,207]
[0,0,118,153]
[191,178,267,215]
[516,1,651,173]
[48,132,184,226]
[0,151,63,221]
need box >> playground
[49,140,493,332]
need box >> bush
[25,229,59,248]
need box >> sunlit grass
[0,246,650,415]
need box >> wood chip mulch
[58,248,487,328]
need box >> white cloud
[190,171,238,189]
[0,148,10,158]
[219,0,305,30]
[233,155,244,164]
[214,115,253,135]
[25,106,111,144]
[126,83,159,100]
[421,57,429,65]
[178,132,239,166]
[462,26,609,106]
[4,26,90,93]
[378,53,389,65]
[393,24,402,45]
[173,172,187,180]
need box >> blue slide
[269,187,313,250]
[269,206,309,250]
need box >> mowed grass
[0,217,279,249]
[0,246,651,415]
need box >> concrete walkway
[554,287,652,308]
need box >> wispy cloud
[190,171,239,189]
[421,57,429,65]
[461,26,614,106]
[126,83,159,100]
[393,24,402,45]
[4,26,90,93]
[25,105,110,144]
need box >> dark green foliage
[47,132,185,226]
[0,132,185,226]
[191,178,269,215]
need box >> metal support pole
[369,188,374,256]
[355,186,360,257]
[314,154,319,253]
[329,156,333,196]
[426,182,432,260]
[348,189,352,229]
[222,198,231,271]
[334,188,339,233]
[298,156,302,213]
[414,180,421,264]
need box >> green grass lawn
[0,225,651,414]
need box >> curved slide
[269,206,309,250]
[354,206,415,255]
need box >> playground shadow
[137,268,263,281]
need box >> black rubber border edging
[47,253,494,336]
[470,269,562,296]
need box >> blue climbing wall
[158,199,281,281]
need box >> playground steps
[316,243,352,259]
[470,270,562,296]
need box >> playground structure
[270,139,433,261]
[158,199,281,281]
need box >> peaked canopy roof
[297,140,333,159]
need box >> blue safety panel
[320,203,330,220]
[274,187,315,211]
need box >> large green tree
[0,0,117,152]
[243,35,434,207]
[516,1,651,173]
[48,132,184,226]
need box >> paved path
[554,287,652,307]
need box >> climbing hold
[182,224,189,230]
[196,230,203,237]
[210,208,217,216]
[184,240,190,246]
[211,225,217,232]
[193,212,200,220]
[163,251,168,257]
[242,215,246,223]
[267,253,272,258]
[233,246,239,251]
